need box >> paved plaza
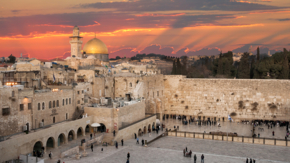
[163,119,289,139]
[45,131,290,163]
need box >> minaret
[70,26,83,57]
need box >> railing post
[242,136,244,143]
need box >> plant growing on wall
[251,102,259,111]
[238,101,244,109]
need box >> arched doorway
[58,133,66,146]
[97,123,106,133]
[85,125,91,134]
[33,141,43,156]
[138,128,142,136]
[77,127,84,138]
[148,124,151,133]
[143,126,147,134]
[46,137,55,150]
[68,130,75,142]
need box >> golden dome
[83,38,108,54]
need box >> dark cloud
[277,18,290,21]
[76,0,284,11]
[0,11,240,37]
[11,10,21,13]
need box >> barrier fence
[168,131,289,147]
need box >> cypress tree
[237,52,250,79]
[280,49,289,79]
[217,53,223,75]
[176,58,182,74]
[171,60,177,74]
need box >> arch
[143,126,147,134]
[85,125,91,134]
[49,101,52,108]
[138,128,142,136]
[77,127,84,138]
[53,101,55,108]
[38,103,40,110]
[68,130,75,142]
[33,141,43,156]
[56,100,59,107]
[58,133,66,146]
[97,123,106,133]
[42,102,45,110]
[46,137,55,150]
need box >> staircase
[133,81,143,98]
[102,133,115,145]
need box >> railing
[119,114,156,130]
[168,131,289,147]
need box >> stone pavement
[163,119,289,139]
[56,133,290,163]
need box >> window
[66,99,68,105]
[82,98,84,101]
[12,91,15,97]
[157,91,159,97]
[28,103,32,110]
[63,99,64,106]
[82,90,84,94]
[53,101,55,108]
[49,101,52,108]
[38,103,40,110]
[78,91,80,94]
[20,104,24,111]
[69,98,71,104]
[130,83,132,87]
[87,88,89,91]
[56,100,59,107]
[78,100,80,104]
[53,117,55,123]
[42,102,45,110]
[2,108,10,116]
[66,113,68,120]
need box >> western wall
[163,75,290,121]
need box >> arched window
[42,102,45,110]
[66,99,68,105]
[130,83,132,87]
[49,101,51,108]
[53,101,55,108]
[69,98,71,104]
[38,103,40,110]
[56,100,59,107]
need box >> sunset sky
[0,0,289,59]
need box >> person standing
[185,147,187,152]
[91,143,93,152]
[126,159,129,163]
[142,139,144,146]
[156,129,159,134]
[115,142,118,149]
[127,152,130,160]
[121,139,124,146]
[272,131,275,136]
[136,137,139,144]
[48,151,52,159]
[253,159,255,163]
[194,154,197,163]
[113,130,116,136]
[201,154,204,163]
[246,158,248,163]
[250,158,252,163]
[183,149,185,156]
[90,133,92,139]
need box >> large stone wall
[163,75,290,121]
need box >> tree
[279,49,289,79]
[115,56,121,59]
[8,54,16,63]
[176,58,182,74]
[237,52,250,79]
[217,53,223,75]
[171,60,177,74]
[181,56,188,75]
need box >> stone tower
[70,26,83,57]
